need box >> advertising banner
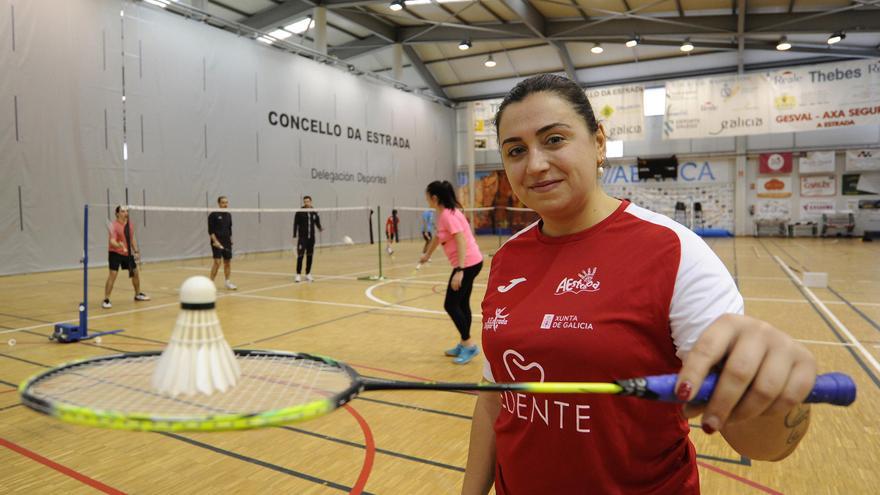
[800,199,836,219]
[842,173,880,195]
[757,177,792,198]
[664,73,767,139]
[799,151,836,174]
[800,175,836,197]
[586,84,645,140]
[846,149,880,171]
[759,152,793,174]
[664,59,880,139]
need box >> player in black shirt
[209,196,236,290]
[293,195,322,282]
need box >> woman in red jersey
[462,74,816,494]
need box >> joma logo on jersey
[484,307,510,332]
[554,268,601,295]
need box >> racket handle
[637,372,856,406]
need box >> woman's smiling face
[498,91,605,223]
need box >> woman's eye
[546,135,564,145]
[506,146,525,157]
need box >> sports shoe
[295,274,301,283]
[453,345,479,365]
[102,299,112,309]
[306,274,314,282]
[445,343,464,357]
[224,280,237,290]
[134,293,151,301]
[386,246,393,255]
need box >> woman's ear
[595,122,607,165]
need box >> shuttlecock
[152,275,241,397]
[342,235,354,245]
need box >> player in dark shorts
[293,195,322,283]
[102,205,150,308]
[209,195,236,290]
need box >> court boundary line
[0,265,390,336]
[0,437,126,495]
[773,255,880,381]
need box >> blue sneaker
[445,343,464,357]
[453,345,479,364]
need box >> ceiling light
[256,35,276,44]
[484,54,496,68]
[680,38,694,52]
[268,29,293,40]
[590,42,603,54]
[776,37,791,51]
[827,32,845,45]
[389,0,405,11]
[285,18,314,34]
[143,0,169,7]
[625,35,639,48]
[458,40,471,51]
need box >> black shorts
[108,251,133,271]
[212,243,232,260]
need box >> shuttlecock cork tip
[180,276,216,305]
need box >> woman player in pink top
[420,180,484,364]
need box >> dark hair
[426,180,461,210]
[392,209,398,217]
[303,195,312,201]
[217,195,227,204]
[115,205,127,214]
[493,73,599,140]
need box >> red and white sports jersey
[481,200,743,495]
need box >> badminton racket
[19,350,856,432]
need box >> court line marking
[774,256,880,376]
[0,266,387,336]
[745,297,880,307]
[231,292,444,316]
[365,279,445,315]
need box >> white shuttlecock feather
[152,276,241,397]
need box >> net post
[377,205,383,279]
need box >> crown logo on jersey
[554,268,601,295]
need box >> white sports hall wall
[0,0,456,275]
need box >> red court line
[697,460,783,495]
[0,437,126,495]
[343,405,376,495]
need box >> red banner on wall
[759,152,793,174]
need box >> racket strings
[26,354,355,418]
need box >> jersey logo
[497,277,527,293]
[554,268,601,295]
[483,307,510,332]
[540,314,594,331]
[503,350,545,382]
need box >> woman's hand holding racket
[676,314,819,433]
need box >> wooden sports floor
[1,236,877,494]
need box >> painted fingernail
[676,381,693,401]
[701,416,719,435]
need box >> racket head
[20,350,363,432]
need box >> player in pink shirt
[102,205,150,309]
[420,180,484,364]
[462,74,817,494]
